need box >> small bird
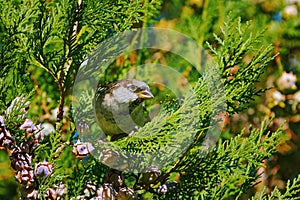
[95,79,154,140]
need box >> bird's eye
[127,84,137,92]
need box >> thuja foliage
[207,17,275,114]
[1,1,300,200]
[251,175,300,200]
[160,121,285,199]
[0,0,161,116]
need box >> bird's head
[124,79,154,100]
[102,79,154,106]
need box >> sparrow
[94,79,154,140]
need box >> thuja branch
[150,130,205,188]
[56,0,82,127]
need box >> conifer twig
[56,0,82,127]
[151,130,205,187]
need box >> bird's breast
[95,102,145,136]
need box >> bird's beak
[136,90,154,99]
